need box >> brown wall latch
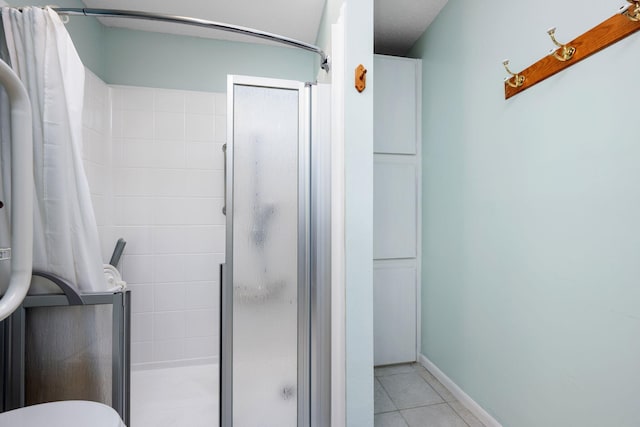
[355,64,367,93]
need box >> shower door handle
[222,143,227,216]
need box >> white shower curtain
[0,6,106,292]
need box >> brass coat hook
[620,0,640,21]
[502,60,525,88]
[355,64,367,93]
[547,27,576,61]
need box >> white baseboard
[418,354,502,427]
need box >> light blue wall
[410,1,640,426]
[103,28,317,92]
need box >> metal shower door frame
[221,75,311,427]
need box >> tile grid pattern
[375,363,485,427]
[82,69,114,260]
[109,85,227,367]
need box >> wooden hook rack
[504,6,640,99]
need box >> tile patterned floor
[374,363,486,427]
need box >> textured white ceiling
[81,0,448,54]
[375,0,449,55]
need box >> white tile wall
[82,69,113,262]
[110,85,225,368]
[83,80,225,368]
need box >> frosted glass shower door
[222,76,309,427]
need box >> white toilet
[0,401,126,427]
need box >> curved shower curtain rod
[51,8,330,72]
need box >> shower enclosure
[0,7,333,426]
[221,76,330,427]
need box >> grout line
[417,371,450,403]
[446,401,473,427]
[411,368,445,400]
[397,402,469,427]
[373,376,400,418]
[413,364,463,406]
[375,376,399,413]
[398,409,411,426]
[374,372,414,378]
[374,367,419,378]
[374,408,399,415]
[396,401,449,411]
[376,369,447,414]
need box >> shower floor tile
[131,363,219,427]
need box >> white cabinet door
[373,54,421,366]
[373,157,417,259]
[374,56,418,154]
[374,263,417,365]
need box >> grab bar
[0,59,33,321]
[109,238,127,268]
[222,143,227,215]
